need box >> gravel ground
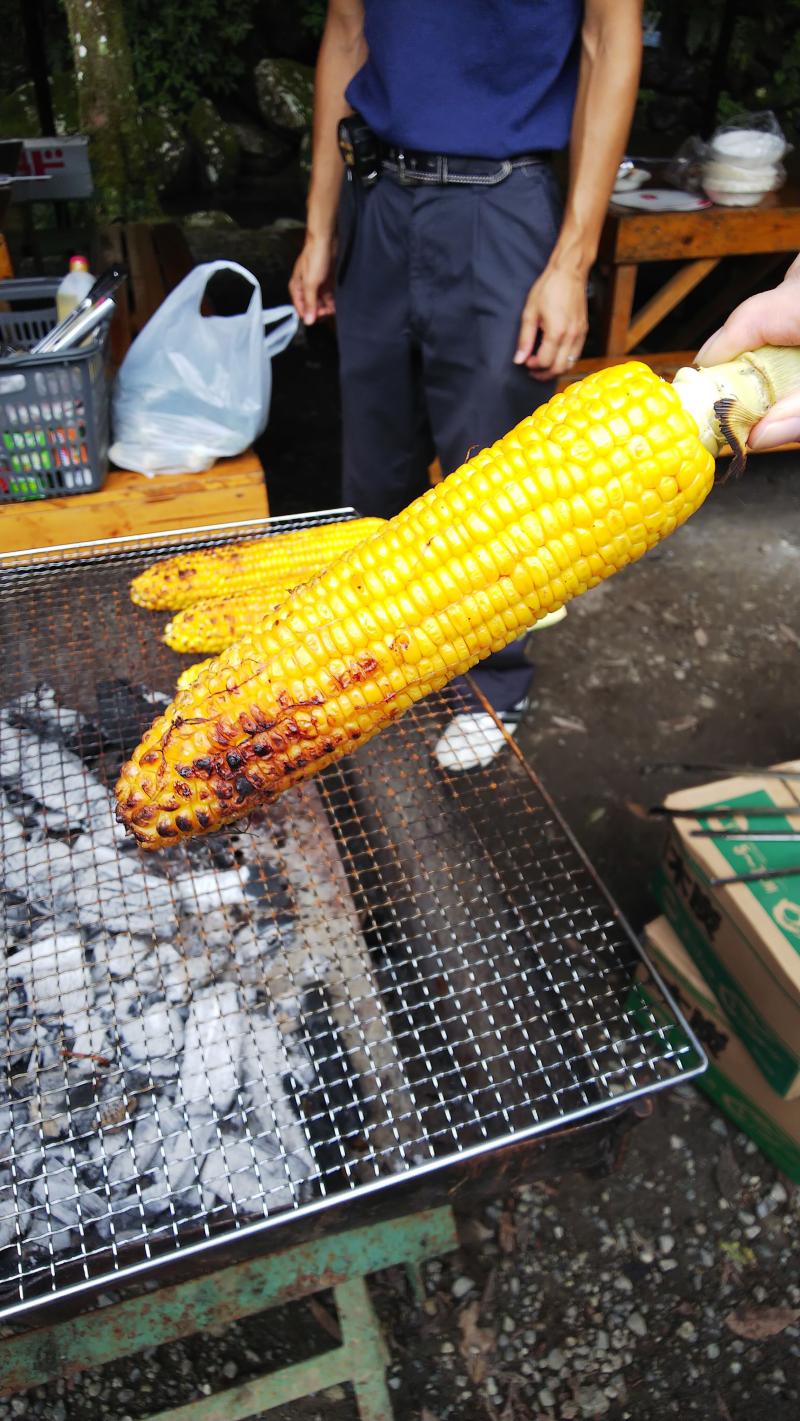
[0,333,798,1419]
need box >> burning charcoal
[6,933,90,1022]
[0,718,109,829]
[70,835,178,939]
[159,1104,217,1200]
[180,985,245,1116]
[22,1144,106,1249]
[139,1168,172,1220]
[119,1004,184,1082]
[130,1101,172,1177]
[0,1172,26,1249]
[0,890,30,942]
[5,684,92,748]
[239,1009,314,1188]
[176,867,250,916]
[94,680,169,762]
[85,933,153,982]
[200,1130,308,1217]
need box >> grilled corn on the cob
[164,584,299,653]
[130,517,385,610]
[117,352,800,849]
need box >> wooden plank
[98,221,131,369]
[125,220,164,333]
[150,221,194,298]
[0,451,268,553]
[601,262,637,356]
[606,187,800,263]
[625,257,719,352]
[671,253,786,350]
[0,235,12,281]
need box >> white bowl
[701,159,781,186]
[613,165,651,193]
[710,129,787,167]
[703,185,771,207]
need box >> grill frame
[0,514,706,1323]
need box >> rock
[502,1315,515,1334]
[255,58,314,136]
[677,1321,697,1342]
[221,1360,237,1381]
[141,107,191,196]
[596,1330,609,1352]
[706,1343,720,1359]
[183,218,305,307]
[628,1311,647,1338]
[538,1386,556,1408]
[184,211,239,229]
[451,1275,474,1300]
[231,121,295,170]
[188,98,241,193]
[546,1348,565,1370]
[578,1384,610,1416]
[769,1181,788,1206]
[660,1234,675,1254]
[660,1258,679,1272]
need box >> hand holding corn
[117,350,800,849]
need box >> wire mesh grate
[0,513,704,1320]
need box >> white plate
[611,188,712,212]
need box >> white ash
[0,683,416,1290]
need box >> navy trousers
[335,163,561,711]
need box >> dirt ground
[2,326,799,1421]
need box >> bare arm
[515,0,643,379]
[289,0,367,325]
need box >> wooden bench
[559,183,800,391]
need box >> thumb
[697,286,800,366]
[748,389,800,450]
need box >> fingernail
[304,315,315,327]
[513,351,525,365]
[749,418,799,450]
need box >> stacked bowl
[702,127,787,207]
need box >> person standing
[290,0,643,768]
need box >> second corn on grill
[118,360,722,847]
[130,517,385,610]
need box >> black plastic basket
[0,277,110,502]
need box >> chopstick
[710,864,800,886]
[650,803,796,820]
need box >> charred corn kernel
[163,583,299,654]
[176,657,216,691]
[116,362,716,849]
[129,518,385,610]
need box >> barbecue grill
[0,513,705,1415]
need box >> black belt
[377,142,552,186]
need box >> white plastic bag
[109,260,298,476]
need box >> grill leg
[336,1275,394,1421]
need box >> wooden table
[561,183,800,388]
[0,450,268,554]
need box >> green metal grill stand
[0,1207,459,1420]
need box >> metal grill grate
[0,513,704,1321]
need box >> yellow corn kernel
[117,362,715,849]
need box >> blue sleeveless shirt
[346,0,583,158]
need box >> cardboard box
[655,765,800,1098]
[635,917,800,1183]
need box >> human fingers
[696,286,800,366]
[748,390,800,450]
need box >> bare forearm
[306,0,367,242]
[551,0,642,278]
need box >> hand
[289,234,337,326]
[696,254,800,450]
[513,265,588,381]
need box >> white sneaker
[433,700,526,773]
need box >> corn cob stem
[117,351,800,850]
[673,345,800,474]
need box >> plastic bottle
[55,255,94,323]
